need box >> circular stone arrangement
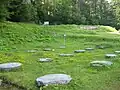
[39,58,52,62]
[36,74,72,87]
[59,54,74,57]
[115,51,120,54]
[105,54,117,58]
[0,62,22,71]
[85,48,94,51]
[74,50,86,53]
[90,61,113,67]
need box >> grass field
[0,22,120,90]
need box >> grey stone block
[36,74,72,87]
[74,50,86,53]
[90,61,113,67]
[105,54,117,58]
[0,62,22,71]
[39,58,52,62]
[59,54,74,57]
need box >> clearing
[0,22,120,90]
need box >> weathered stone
[105,54,117,58]
[27,50,37,53]
[90,61,113,67]
[96,45,105,49]
[44,48,52,51]
[85,48,94,51]
[36,74,72,87]
[0,62,22,71]
[59,54,74,57]
[115,51,120,54]
[74,50,86,53]
[59,46,66,49]
[39,58,52,62]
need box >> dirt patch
[79,26,98,30]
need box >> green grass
[0,22,120,90]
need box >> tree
[8,0,37,23]
[112,0,120,29]
[0,1,9,21]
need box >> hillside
[1,22,120,90]
[0,22,118,50]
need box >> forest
[0,0,120,29]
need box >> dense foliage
[0,0,120,29]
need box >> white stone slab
[85,48,94,51]
[59,46,66,49]
[36,74,72,87]
[74,50,86,53]
[115,51,120,54]
[0,62,22,71]
[96,45,105,49]
[27,50,37,53]
[90,61,113,67]
[59,54,74,57]
[44,48,52,51]
[105,54,117,58]
[39,58,52,62]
